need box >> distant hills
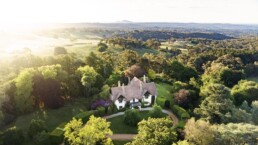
[57,22,258,37]
[114,30,234,41]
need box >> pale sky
[0,0,258,24]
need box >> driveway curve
[104,107,179,141]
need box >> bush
[28,119,47,139]
[164,100,171,109]
[149,105,164,118]
[95,107,106,117]
[49,122,66,145]
[1,127,24,145]
[107,103,118,114]
[74,111,95,123]
[124,109,141,126]
[34,131,50,145]
[172,105,190,120]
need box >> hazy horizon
[0,0,258,25]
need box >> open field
[3,97,90,132]
[156,83,173,107]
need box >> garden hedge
[49,122,66,145]
[172,105,190,120]
[74,110,96,123]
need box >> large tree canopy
[15,68,36,113]
[64,116,113,145]
[231,80,258,106]
[126,118,176,145]
[194,83,234,123]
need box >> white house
[110,76,157,110]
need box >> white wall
[115,99,126,109]
[143,95,154,106]
[129,98,139,103]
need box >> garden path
[104,107,179,141]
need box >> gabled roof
[110,77,157,101]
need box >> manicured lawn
[108,111,167,134]
[3,97,90,132]
[113,140,130,145]
[156,83,173,107]
[247,77,258,83]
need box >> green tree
[27,119,47,139]
[64,116,113,145]
[15,68,36,113]
[184,118,216,145]
[251,101,258,124]
[76,66,98,96]
[1,127,24,145]
[231,80,258,106]
[147,69,156,80]
[64,118,83,145]
[127,118,176,145]
[98,42,108,52]
[194,83,234,123]
[124,109,141,126]
[54,47,67,55]
[166,61,197,82]
[149,105,164,118]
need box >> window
[144,91,150,99]
[118,95,124,103]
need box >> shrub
[1,127,24,145]
[95,107,106,117]
[107,103,118,114]
[164,100,171,109]
[124,109,141,126]
[74,111,95,123]
[49,122,66,145]
[172,105,190,120]
[149,105,164,118]
[91,99,111,110]
[28,119,47,139]
[34,131,50,145]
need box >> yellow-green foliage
[64,116,113,145]
[38,64,62,79]
[15,68,36,113]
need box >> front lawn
[156,83,173,107]
[108,111,167,134]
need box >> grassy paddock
[156,83,173,107]
[3,97,90,132]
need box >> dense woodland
[0,27,258,145]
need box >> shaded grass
[66,44,98,58]
[156,83,173,108]
[246,77,258,83]
[3,97,90,132]
[113,140,130,145]
[108,111,167,134]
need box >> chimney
[140,82,142,92]
[128,77,131,84]
[118,81,121,87]
[122,84,125,94]
[143,75,146,83]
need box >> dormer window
[118,95,125,103]
[144,91,150,99]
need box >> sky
[0,0,258,24]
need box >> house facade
[110,76,157,109]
